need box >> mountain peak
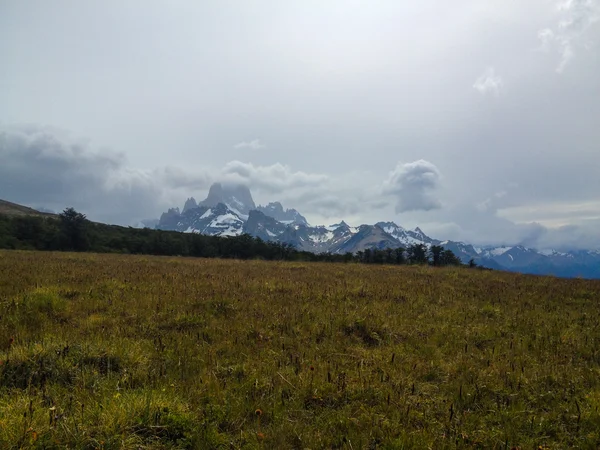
[199,182,256,215]
[257,201,308,225]
[328,220,350,229]
[182,197,198,213]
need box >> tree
[429,245,444,266]
[394,247,406,265]
[59,207,90,251]
[469,258,477,268]
[407,244,427,264]
[440,249,462,266]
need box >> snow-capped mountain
[376,222,435,246]
[288,221,359,253]
[157,183,256,236]
[158,203,245,237]
[199,183,256,218]
[243,210,289,242]
[256,202,308,226]
[155,183,600,279]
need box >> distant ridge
[0,199,55,218]
[154,183,600,279]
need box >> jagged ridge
[155,183,600,278]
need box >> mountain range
[155,183,600,279]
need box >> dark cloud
[0,124,167,224]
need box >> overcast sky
[1,0,599,250]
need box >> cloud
[383,160,442,213]
[157,166,212,191]
[0,124,207,224]
[422,190,600,251]
[0,124,348,224]
[220,160,328,192]
[473,67,504,97]
[539,0,600,73]
[533,220,600,250]
[233,139,266,150]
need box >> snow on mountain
[256,202,308,226]
[159,202,245,237]
[284,222,357,253]
[480,246,513,257]
[539,249,570,257]
[376,222,435,247]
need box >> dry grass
[0,200,54,218]
[1,250,600,449]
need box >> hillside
[0,199,55,217]
[2,251,600,448]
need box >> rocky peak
[182,197,198,213]
[158,207,181,229]
[199,183,256,215]
[257,201,308,225]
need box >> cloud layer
[1,123,599,251]
[1,2,599,250]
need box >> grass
[1,250,600,449]
[0,200,54,218]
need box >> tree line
[0,208,469,267]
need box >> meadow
[1,251,600,449]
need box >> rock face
[182,197,198,213]
[158,207,181,230]
[154,183,600,278]
[198,183,256,216]
[256,202,308,225]
[242,210,289,242]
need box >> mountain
[332,224,401,253]
[158,203,245,237]
[256,202,308,225]
[153,183,600,279]
[376,222,435,246]
[198,183,255,217]
[283,221,359,253]
[182,197,198,213]
[243,210,289,241]
[156,183,257,236]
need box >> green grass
[1,250,600,449]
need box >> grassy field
[1,251,600,449]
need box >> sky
[1,0,599,250]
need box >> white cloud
[539,0,600,73]
[383,160,442,213]
[473,67,504,97]
[220,160,328,192]
[233,139,266,150]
